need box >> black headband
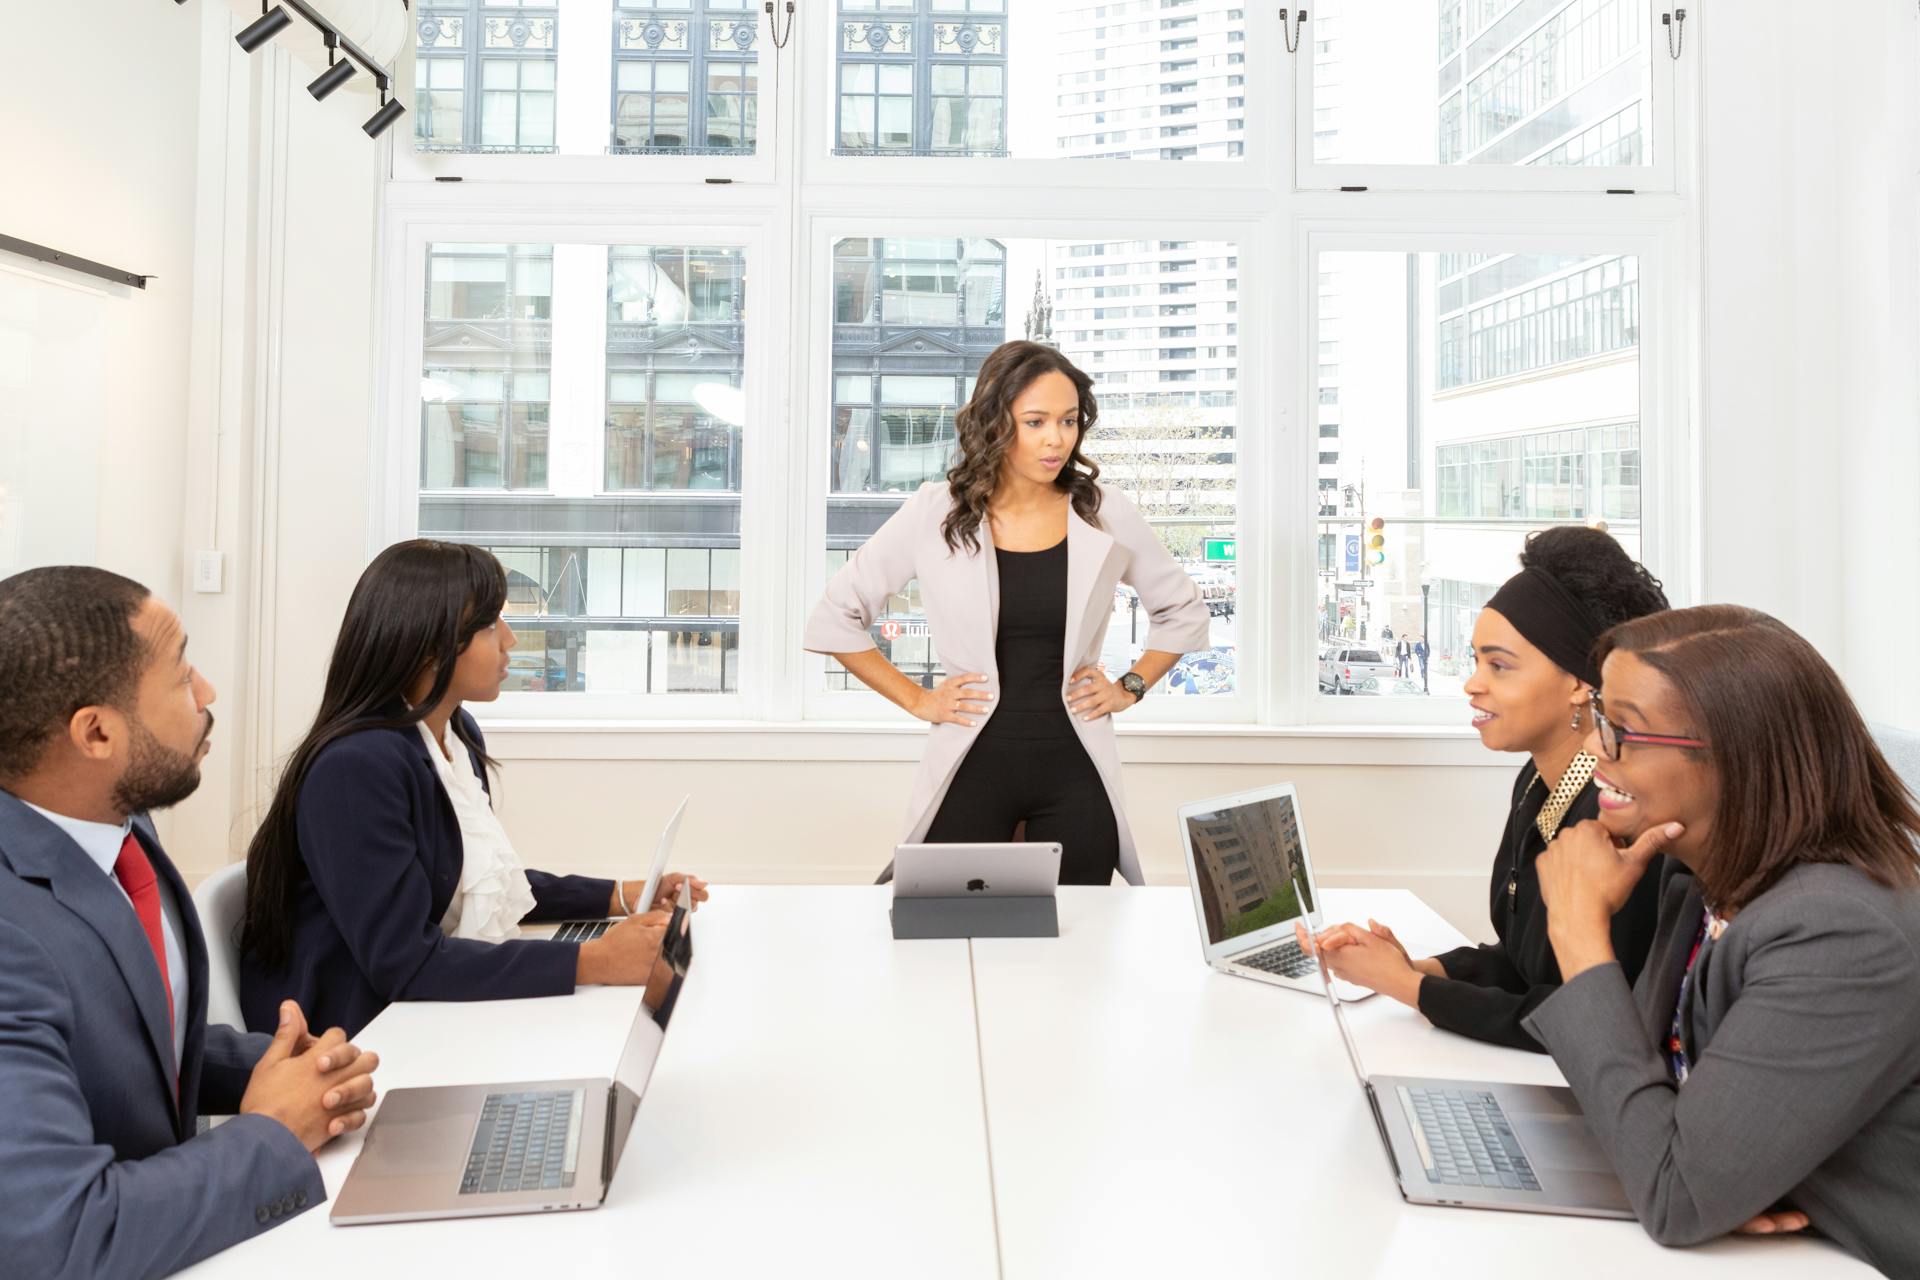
[1484,567,1605,687]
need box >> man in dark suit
[0,566,380,1278]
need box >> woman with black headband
[1302,527,1669,1051]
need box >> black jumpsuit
[922,539,1121,884]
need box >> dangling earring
[1570,706,1582,731]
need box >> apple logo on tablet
[966,879,988,892]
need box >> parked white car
[1317,645,1398,694]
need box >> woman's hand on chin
[1539,818,1681,978]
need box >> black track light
[236,5,292,53]
[308,53,356,101]
[363,91,406,139]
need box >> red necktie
[114,833,176,1042]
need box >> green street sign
[1204,538,1236,563]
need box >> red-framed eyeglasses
[1588,690,1706,762]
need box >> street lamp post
[1420,582,1431,694]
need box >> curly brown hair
[941,341,1103,554]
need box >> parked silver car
[1317,645,1398,694]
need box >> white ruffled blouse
[419,720,536,943]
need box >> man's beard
[113,712,212,814]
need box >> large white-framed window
[396,0,776,183]
[805,0,1287,192]
[795,217,1266,726]
[376,209,785,718]
[1285,218,1690,729]
[373,7,1700,733]
[1296,0,1682,193]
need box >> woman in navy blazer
[238,541,703,1038]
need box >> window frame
[795,211,1269,727]
[805,0,1288,193]
[370,8,1701,735]
[1288,211,1692,728]
[376,204,784,719]
[392,0,777,185]
[1294,0,1685,194]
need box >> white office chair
[1871,722,1920,801]
[191,861,249,1032]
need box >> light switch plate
[193,551,225,594]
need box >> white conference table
[183,886,1871,1279]
[972,887,1870,1279]
[182,885,1000,1279]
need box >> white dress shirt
[419,721,535,942]
[25,801,188,1072]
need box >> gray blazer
[1525,858,1920,1274]
[0,789,324,1278]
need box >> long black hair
[241,539,508,971]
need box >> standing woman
[805,341,1211,885]
[1306,527,1669,1050]
[1529,607,1920,1265]
[239,540,704,1038]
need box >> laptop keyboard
[1234,937,1315,979]
[552,920,612,943]
[460,1089,584,1195]
[1400,1087,1540,1192]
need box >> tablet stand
[890,895,1060,940]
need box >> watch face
[1121,673,1147,698]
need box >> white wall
[0,0,203,592]
[1698,0,1920,729]
[1836,3,1920,730]
[170,2,385,870]
[474,728,1518,939]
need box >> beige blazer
[804,482,1212,884]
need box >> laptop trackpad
[359,1091,477,1176]
[1513,1115,1613,1175]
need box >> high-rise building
[1044,2,1246,592]
[1420,0,1648,663]
[1314,0,1651,682]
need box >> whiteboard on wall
[0,262,107,576]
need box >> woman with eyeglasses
[1523,607,1920,1265]
[1303,527,1669,1051]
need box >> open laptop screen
[613,901,694,1098]
[1184,790,1318,947]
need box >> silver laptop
[1304,917,1634,1218]
[331,888,696,1225]
[550,795,689,943]
[892,841,1063,898]
[1176,783,1374,1001]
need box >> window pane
[422,244,552,496]
[417,56,468,150]
[611,2,761,155]
[419,241,746,697]
[1314,249,1643,700]
[1312,0,1654,169]
[827,235,1239,695]
[604,246,747,494]
[413,4,558,154]
[834,0,1246,162]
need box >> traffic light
[1366,516,1387,567]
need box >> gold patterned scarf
[1535,750,1598,845]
